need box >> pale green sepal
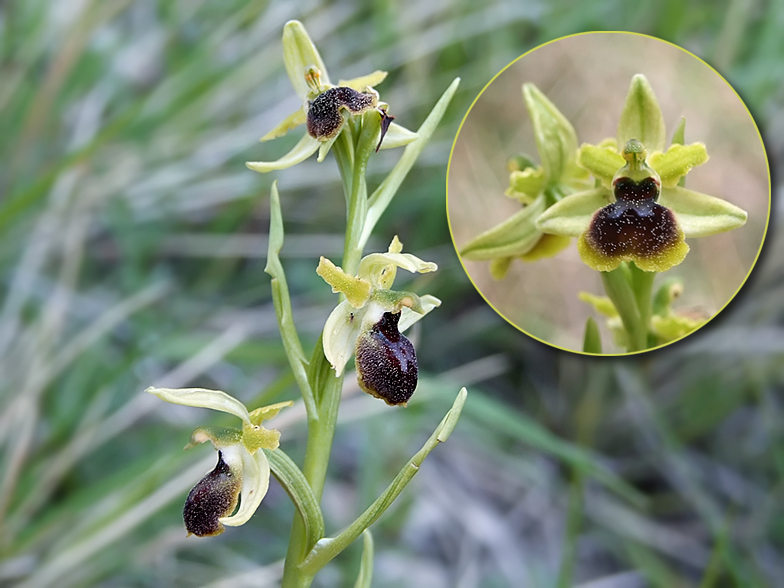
[246,133,320,173]
[505,167,546,203]
[317,257,373,308]
[357,251,437,288]
[398,294,441,332]
[659,186,747,237]
[577,144,625,187]
[648,143,709,188]
[535,187,612,237]
[282,20,331,103]
[523,83,578,182]
[582,317,602,354]
[299,389,467,577]
[378,123,418,150]
[261,109,307,141]
[339,70,387,91]
[146,386,251,425]
[617,74,666,153]
[322,300,363,377]
[317,133,340,162]
[220,446,270,527]
[489,257,513,280]
[671,117,686,146]
[353,530,374,588]
[460,194,546,260]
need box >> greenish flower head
[536,74,748,273]
[146,387,292,537]
[460,82,591,279]
[246,20,418,174]
[317,237,440,405]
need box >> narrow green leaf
[360,78,460,249]
[265,182,316,417]
[659,186,747,237]
[299,389,468,576]
[353,530,374,588]
[617,74,666,154]
[523,83,578,182]
[266,448,325,551]
[583,317,602,354]
[535,187,611,238]
[460,195,546,260]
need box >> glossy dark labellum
[585,176,679,259]
[183,451,240,537]
[306,86,377,140]
[355,311,418,406]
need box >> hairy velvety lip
[355,311,418,406]
[306,86,378,140]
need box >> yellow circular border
[445,30,772,357]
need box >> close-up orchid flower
[317,236,441,405]
[146,387,291,537]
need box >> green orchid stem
[282,120,377,588]
[600,264,651,352]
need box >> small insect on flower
[306,86,395,151]
[355,311,418,406]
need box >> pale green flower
[536,74,747,273]
[246,21,417,174]
[317,237,440,405]
[147,386,291,537]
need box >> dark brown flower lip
[355,311,418,406]
[585,199,680,259]
[612,176,661,202]
[306,86,378,140]
[183,450,241,537]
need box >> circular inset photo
[447,32,769,355]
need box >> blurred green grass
[0,0,782,587]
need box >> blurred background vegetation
[0,0,782,587]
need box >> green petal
[460,194,546,260]
[316,257,373,308]
[523,83,578,182]
[282,20,331,102]
[648,143,709,188]
[577,144,625,187]
[505,166,546,203]
[659,186,748,237]
[535,187,611,238]
[519,233,570,261]
[338,70,388,91]
[617,74,666,154]
[260,109,307,142]
[248,401,295,426]
[246,133,320,173]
